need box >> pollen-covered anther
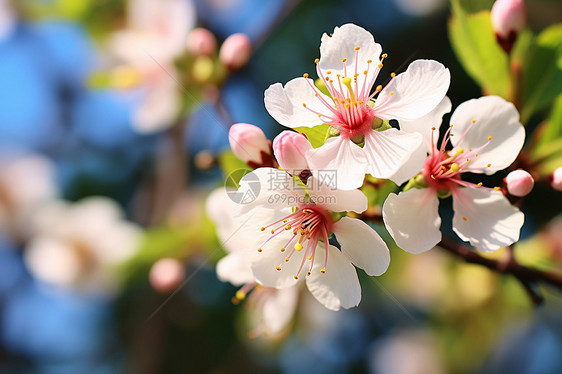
[257,248,263,252]
[302,103,307,108]
[376,85,382,92]
[293,275,299,280]
[494,187,501,191]
[472,119,476,123]
[378,63,383,69]
[280,247,285,252]
[390,72,396,78]
[431,126,436,130]
[260,227,265,231]
[303,73,309,78]
[235,290,246,300]
[307,255,312,260]
[488,136,492,140]
[271,229,275,234]
[462,216,468,221]
[285,225,291,230]
[477,182,483,186]
[390,92,395,96]
[284,257,290,262]
[487,163,491,167]
[276,266,282,271]
[382,53,388,58]
[320,268,326,274]
[307,271,311,276]
[355,46,360,51]
[367,59,372,63]
[342,58,347,62]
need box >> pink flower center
[301,48,390,139]
[258,203,333,279]
[422,123,494,193]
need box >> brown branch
[438,237,562,306]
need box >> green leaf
[293,124,332,148]
[218,151,251,187]
[536,95,562,149]
[520,24,562,122]
[449,1,511,97]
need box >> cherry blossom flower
[0,151,58,241]
[383,96,525,253]
[264,23,450,189]
[206,188,299,335]
[229,167,390,311]
[24,197,142,294]
[109,0,196,133]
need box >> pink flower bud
[229,123,271,164]
[187,28,217,57]
[505,169,534,196]
[273,131,312,172]
[491,0,525,52]
[219,33,252,70]
[149,258,185,294]
[552,167,562,192]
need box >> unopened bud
[187,28,217,57]
[491,0,525,53]
[219,33,252,71]
[272,131,312,172]
[505,169,534,196]
[149,258,185,294]
[552,167,562,192]
[229,123,271,164]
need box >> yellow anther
[462,216,468,221]
[488,136,492,141]
[344,103,350,109]
[294,275,299,280]
[258,248,263,252]
[271,229,275,234]
[494,186,501,191]
[327,71,331,74]
[280,248,285,252]
[477,182,483,186]
[450,163,459,172]
[307,271,311,276]
[329,80,333,84]
[235,290,246,300]
[303,73,309,78]
[376,85,382,91]
[382,53,388,58]
[364,70,368,75]
[472,119,476,123]
[378,63,383,69]
[342,58,347,62]
[325,77,330,81]
[260,227,265,231]
[295,242,303,252]
[285,225,291,230]
[431,175,436,180]
[487,163,491,167]
[355,46,360,50]
[456,148,464,155]
[283,220,287,223]
[314,58,319,63]
[431,126,436,130]
[476,153,479,157]
[276,266,282,271]
[367,59,372,63]
[284,257,290,262]
[307,256,312,260]
[302,103,307,107]
[390,72,396,78]
[390,92,395,96]
[320,268,326,274]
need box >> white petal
[233,168,306,216]
[387,139,426,186]
[318,23,383,97]
[261,286,299,334]
[449,96,525,174]
[24,237,82,287]
[399,96,452,150]
[382,188,442,254]
[307,136,368,190]
[334,217,390,276]
[216,252,254,286]
[452,187,524,252]
[206,188,236,245]
[132,82,180,133]
[375,60,450,121]
[306,244,361,311]
[264,78,330,128]
[362,129,423,181]
[251,239,305,289]
[308,176,367,213]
